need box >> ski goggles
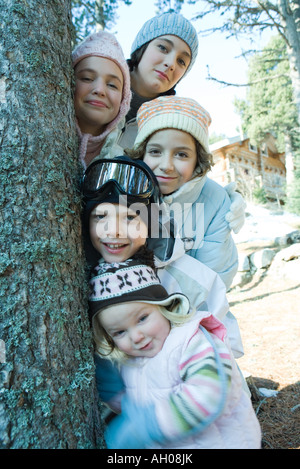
[82,158,160,203]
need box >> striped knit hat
[131,12,199,73]
[88,258,190,321]
[134,96,211,152]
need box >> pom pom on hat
[134,96,211,153]
[131,12,199,73]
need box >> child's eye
[178,57,187,67]
[126,209,140,221]
[92,211,107,221]
[108,82,119,90]
[146,148,161,156]
[139,314,148,323]
[177,152,189,158]
[78,74,93,82]
[157,43,168,53]
[113,330,125,338]
[127,214,137,221]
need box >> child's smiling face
[89,202,148,263]
[143,129,197,195]
[74,56,123,136]
[100,302,171,358]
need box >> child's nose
[160,154,174,172]
[106,219,126,238]
[130,328,144,344]
[164,53,176,71]
[92,78,106,95]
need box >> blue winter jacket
[162,174,238,291]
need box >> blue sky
[110,0,272,139]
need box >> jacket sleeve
[189,180,238,290]
[154,324,233,442]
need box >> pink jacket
[119,312,261,449]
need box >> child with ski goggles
[81,155,245,382]
[82,155,163,267]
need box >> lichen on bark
[0,0,104,449]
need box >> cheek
[115,337,130,354]
[143,155,156,170]
[110,92,122,114]
[90,220,107,244]
[173,68,186,84]
[74,81,85,103]
[89,222,98,241]
[179,161,196,182]
[127,218,148,244]
[158,318,171,339]
[127,229,147,249]
[90,220,100,236]
[138,50,153,70]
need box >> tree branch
[206,66,290,87]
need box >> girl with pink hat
[72,31,132,168]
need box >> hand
[224,182,246,234]
[105,397,164,449]
[94,355,124,402]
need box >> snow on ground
[232,203,300,244]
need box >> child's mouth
[103,243,128,253]
[156,175,177,181]
[140,341,152,351]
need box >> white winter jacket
[148,207,244,359]
[163,174,238,291]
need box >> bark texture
[0,0,104,449]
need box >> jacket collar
[162,174,207,205]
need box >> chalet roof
[209,136,241,152]
[209,133,281,155]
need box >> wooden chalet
[209,133,286,202]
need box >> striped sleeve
[155,325,233,441]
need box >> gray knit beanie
[131,12,199,72]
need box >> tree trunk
[0,0,104,448]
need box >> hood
[77,117,125,169]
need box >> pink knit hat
[72,31,132,166]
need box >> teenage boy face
[89,202,148,263]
